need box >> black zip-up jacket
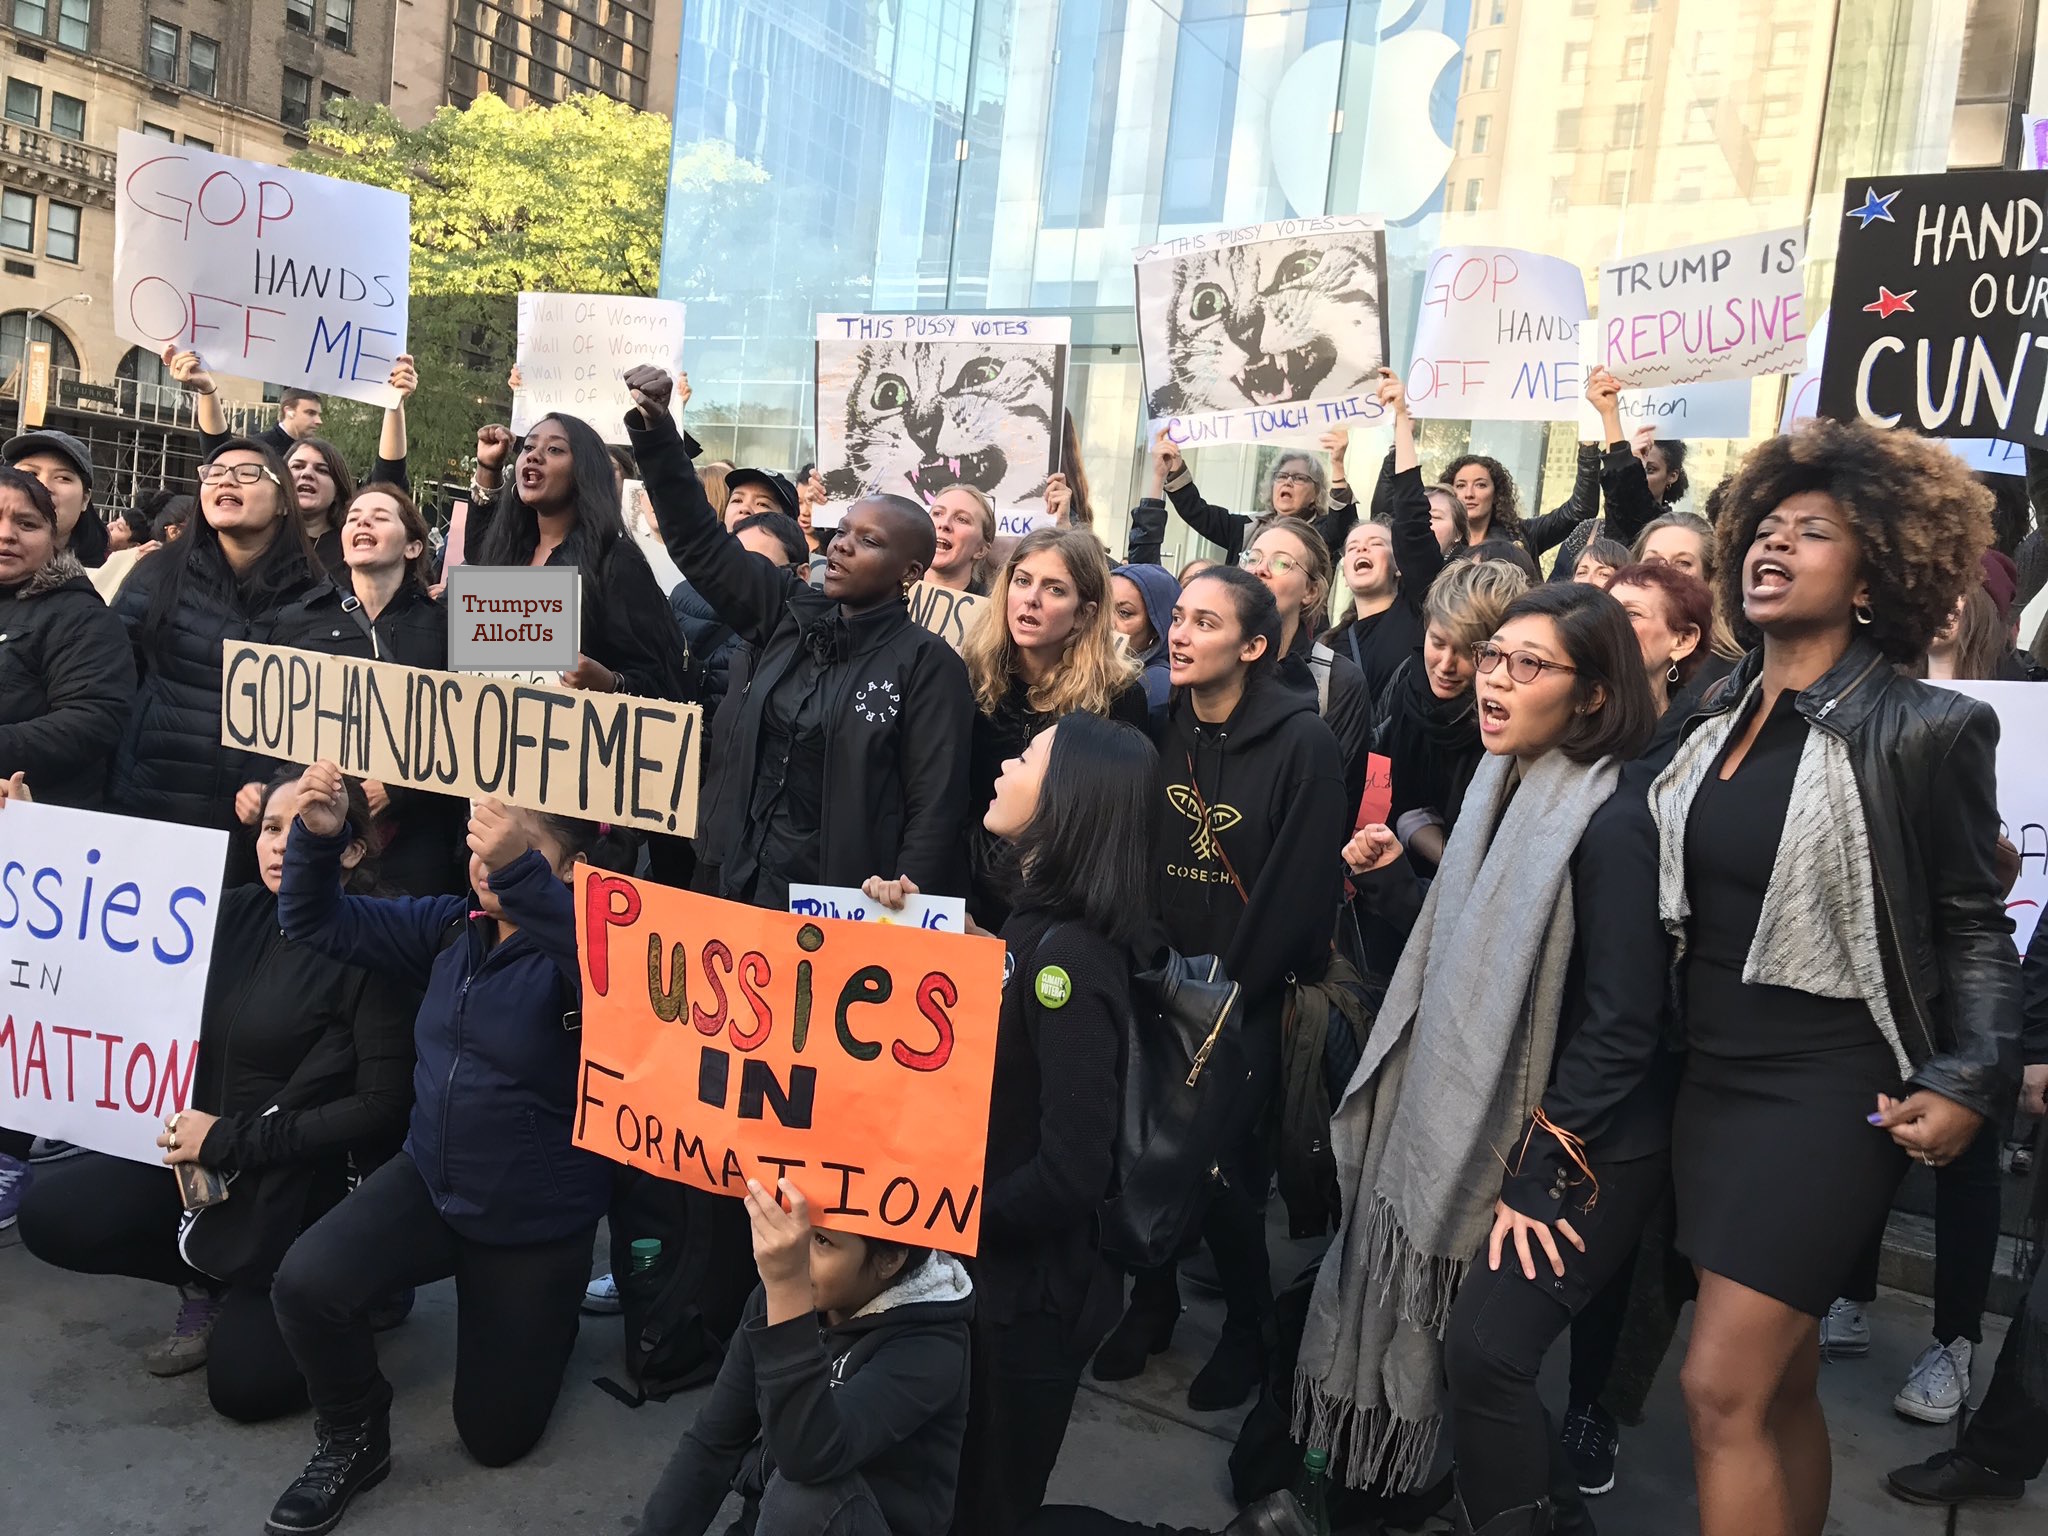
[270,580,467,895]
[638,1265,975,1536]
[2020,914,2048,1067]
[1154,668,1347,1006]
[191,883,416,1173]
[1674,640,2021,1119]
[0,552,136,808]
[1325,461,1444,708]
[630,410,975,898]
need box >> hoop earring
[1667,661,1681,684]
[1853,603,1873,626]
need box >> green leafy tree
[291,94,767,486]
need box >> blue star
[1848,188,1900,229]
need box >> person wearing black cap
[720,466,802,529]
[4,427,107,568]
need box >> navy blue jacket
[278,822,610,1244]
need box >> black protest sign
[1820,170,2048,446]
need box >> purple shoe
[145,1284,223,1376]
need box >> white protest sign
[512,293,686,445]
[1595,227,1807,389]
[1931,682,2048,953]
[787,884,967,934]
[0,804,227,1164]
[1582,379,1753,441]
[1135,216,1391,447]
[1407,246,1587,421]
[113,131,410,408]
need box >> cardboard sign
[0,804,226,1164]
[511,294,686,446]
[906,581,987,652]
[113,131,411,408]
[1408,246,1587,422]
[814,314,1070,523]
[1930,681,2048,953]
[1136,216,1391,446]
[1595,227,1806,388]
[219,642,701,836]
[788,884,968,934]
[574,870,1003,1253]
[1820,171,2048,447]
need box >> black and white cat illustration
[818,340,1060,508]
[1144,235,1386,417]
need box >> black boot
[264,1409,392,1536]
[1091,1277,1183,1382]
[1222,1491,1314,1535]
[1187,1320,1265,1412]
[1453,1494,1552,1535]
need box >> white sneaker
[582,1272,622,1315]
[1894,1338,1972,1424]
[1819,1298,1870,1358]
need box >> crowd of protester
[0,339,2045,1536]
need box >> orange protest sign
[573,868,1004,1255]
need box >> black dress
[1671,690,1908,1316]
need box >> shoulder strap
[1309,641,1334,716]
[1182,749,1248,905]
[337,593,380,658]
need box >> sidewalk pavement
[0,1219,2038,1535]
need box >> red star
[1862,287,1916,319]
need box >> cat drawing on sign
[821,340,1058,509]
[1147,236,1384,416]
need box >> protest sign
[2027,115,2048,172]
[219,642,702,836]
[788,884,968,934]
[1595,228,1806,389]
[0,804,225,1164]
[906,581,987,652]
[1820,170,2048,448]
[512,294,686,446]
[444,566,580,673]
[815,314,1069,522]
[1136,216,1391,447]
[1931,681,2048,952]
[1582,379,1753,441]
[1785,309,2023,471]
[113,131,410,408]
[574,870,1003,1253]
[1407,246,1587,421]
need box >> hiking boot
[1091,1288,1182,1383]
[1187,1321,1264,1412]
[1885,1449,2024,1506]
[582,1271,622,1315]
[144,1285,222,1376]
[0,1152,29,1230]
[1893,1338,1972,1424]
[365,1287,415,1334]
[1222,1491,1314,1535]
[264,1411,392,1535]
[1818,1297,1869,1359]
[1560,1400,1619,1496]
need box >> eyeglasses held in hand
[1240,549,1301,576]
[1474,642,1580,683]
[198,462,283,487]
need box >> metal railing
[0,364,282,436]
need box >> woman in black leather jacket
[1648,419,2020,1536]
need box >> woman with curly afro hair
[1644,418,2021,1536]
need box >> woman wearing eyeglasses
[1302,584,1664,1535]
[1125,424,1357,568]
[111,438,324,837]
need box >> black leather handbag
[1097,949,1250,1271]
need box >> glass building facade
[660,0,2041,561]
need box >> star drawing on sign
[1848,188,1900,228]
[1862,287,1916,319]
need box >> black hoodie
[638,1256,975,1536]
[1154,668,1347,1006]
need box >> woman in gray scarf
[1297,582,1660,1533]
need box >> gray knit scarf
[1645,677,1908,1076]
[1294,748,1620,1489]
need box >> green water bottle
[629,1237,663,1273]
[1294,1446,1333,1536]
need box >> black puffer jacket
[0,551,137,807]
[110,545,320,830]
[1675,640,2021,1118]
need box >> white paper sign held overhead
[513,293,686,445]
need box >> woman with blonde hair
[962,526,1148,918]
[930,483,998,594]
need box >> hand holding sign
[745,1177,816,1323]
[161,344,217,396]
[298,759,349,836]
[388,353,418,399]
[0,769,30,804]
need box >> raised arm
[1154,428,1250,562]
[1518,442,1603,559]
[1376,371,1445,605]
[367,353,415,495]
[164,346,229,451]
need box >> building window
[1549,175,1572,214]
[1622,36,1650,79]
[188,34,218,96]
[1572,0,1595,13]
[282,68,311,128]
[185,134,212,150]
[3,80,40,127]
[1489,0,1507,21]
[1480,50,1500,89]
[1555,108,1582,150]
[1562,43,1588,85]
[1604,169,1632,204]
[320,82,350,118]
[11,0,45,34]
[1692,32,1722,76]
[1761,94,1797,132]
[1,191,33,252]
[49,92,83,139]
[1630,0,1658,9]
[141,121,175,138]
[145,19,179,83]
[1674,166,1704,203]
[286,0,313,31]
[55,0,86,48]
[1769,26,1807,69]
[1612,103,1642,147]
[323,0,352,48]
[44,200,78,262]
[1471,115,1492,155]
[1463,178,1482,212]
[1684,99,1717,141]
